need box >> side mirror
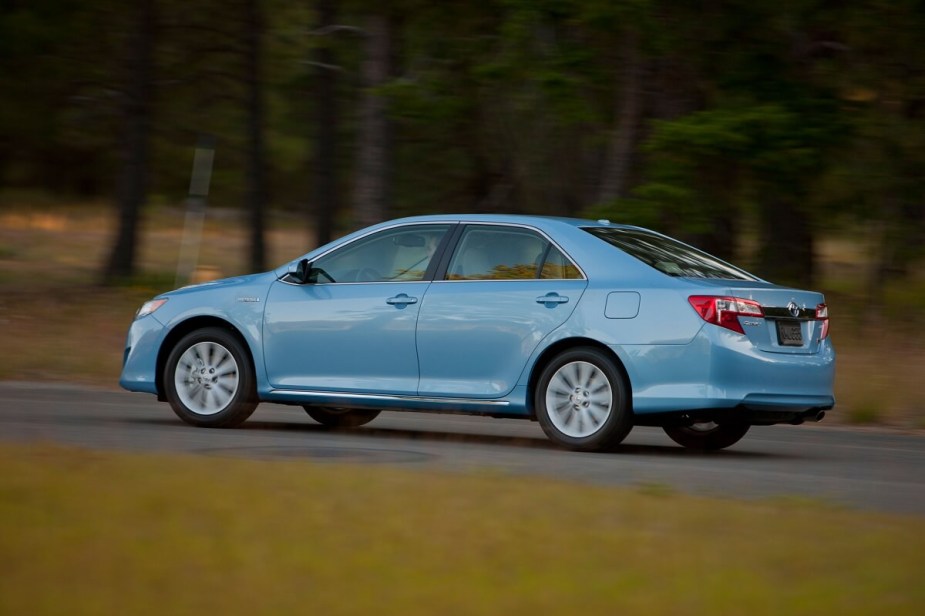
[285,258,335,284]
[287,258,312,284]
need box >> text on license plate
[777,321,803,346]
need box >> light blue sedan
[120,215,835,451]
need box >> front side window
[312,224,450,283]
[584,227,758,281]
[446,226,582,281]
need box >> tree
[0,0,112,197]
[823,0,925,299]
[243,0,268,273]
[591,0,847,286]
[311,0,341,247]
[352,9,400,228]
[103,0,157,283]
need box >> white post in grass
[175,135,215,287]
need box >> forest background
[1,0,923,425]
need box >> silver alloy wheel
[174,341,240,416]
[544,360,613,438]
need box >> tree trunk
[244,0,267,272]
[352,12,396,228]
[103,0,156,284]
[597,30,644,205]
[312,0,339,248]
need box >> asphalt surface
[1,382,923,515]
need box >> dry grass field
[0,201,923,428]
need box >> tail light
[816,303,829,340]
[688,296,763,335]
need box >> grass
[0,443,922,615]
[0,200,923,428]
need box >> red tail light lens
[816,303,829,340]
[688,296,763,335]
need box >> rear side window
[540,245,582,280]
[447,226,582,280]
[583,227,758,281]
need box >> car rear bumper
[633,406,831,427]
[613,325,836,416]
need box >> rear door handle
[386,294,418,306]
[536,293,569,305]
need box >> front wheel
[534,347,632,451]
[304,406,381,428]
[662,421,750,451]
[164,327,257,428]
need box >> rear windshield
[583,227,759,281]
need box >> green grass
[0,444,922,615]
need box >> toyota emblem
[787,301,801,318]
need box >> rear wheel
[535,347,632,451]
[663,421,750,451]
[164,327,257,428]
[303,406,381,428]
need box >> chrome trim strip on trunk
[763,307,818,319]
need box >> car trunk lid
[682,278,828,354]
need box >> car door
[263,223,452,394]
[416,223,587,398]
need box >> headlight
[136,298,168,319]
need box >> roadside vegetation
[0,443,922,615]
[1,202,922,430]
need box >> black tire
[163,327,258,428]
[304,406,381,428]
[662,421,750,451]
[534,347,632,451]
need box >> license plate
[777,321,803,347]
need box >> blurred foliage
[0,0,922,286]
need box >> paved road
[1,382,923,515]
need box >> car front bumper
[118,315,167,395]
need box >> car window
[446,226,581,280]
[583,226,759,281]
[540,245,582,279]
[312,224,450,283]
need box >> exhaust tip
[794,410,826,424]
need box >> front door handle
[386,293,418,306]
[536,293,569,305]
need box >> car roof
[379,213,629,230]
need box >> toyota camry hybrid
[120,214,835,451]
